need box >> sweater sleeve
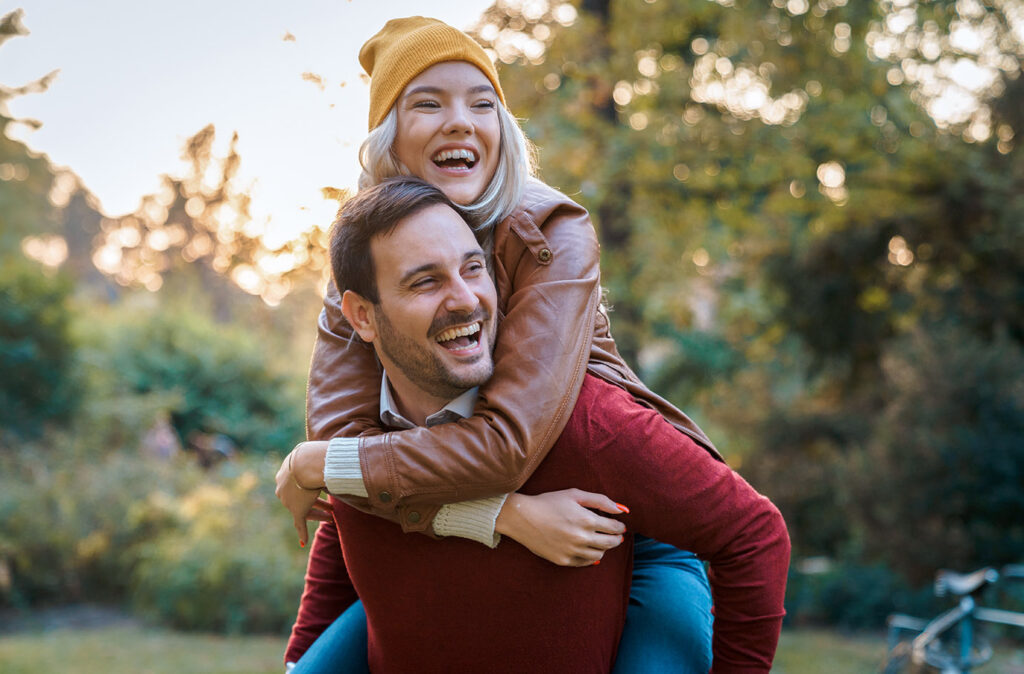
[571,377,791,672]
[284,515,360,665]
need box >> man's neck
[382,366,455,427]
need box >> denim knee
[613,537,714,674]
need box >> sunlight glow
[888,235,915,266]
[869,0,1023,139]
[21,234,68,268]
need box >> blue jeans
[614,535,713,674]
[289,599,369,674]
[290,536,712,673]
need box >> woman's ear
[340,290,377,343]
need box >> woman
[279,16,719,673]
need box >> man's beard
[374,304,494,401]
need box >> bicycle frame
[884,565,1024,673]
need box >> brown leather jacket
[306,178,721,533]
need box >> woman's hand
[275,444,333,547]
[495,489,628,567]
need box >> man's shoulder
[560,375,650,439]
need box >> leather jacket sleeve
[306,184,600,533]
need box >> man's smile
[434,321,483,352]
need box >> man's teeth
[435,322,481,343]
[432,148,478,163]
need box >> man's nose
[444,276,479,313]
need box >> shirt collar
[379,372,479,429]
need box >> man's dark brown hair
[330,177,461,303]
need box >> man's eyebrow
[398,262,440,286]
[403,84,496,98]
[398,250,486,286]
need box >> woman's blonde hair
[358,101,537,232]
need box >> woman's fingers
[306,498,334,522]
[293,515,310,548]
[588,512,627,536]
[589,531,626,551]
[571,489,630,519]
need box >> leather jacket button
[378,491,392,503]
[407,511,421,524]
[538,247,552,263]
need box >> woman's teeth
[432,148,478,168]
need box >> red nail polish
[300,540,305,548]
[593,560,601,566]
[615,503,630,514]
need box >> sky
[0,0,494,247]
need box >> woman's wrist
[293,441,328,490]
[494,493,527,539]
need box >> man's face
[367,203,497,405]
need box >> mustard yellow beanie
[360,16,505,131]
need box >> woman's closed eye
[411,99,441,110]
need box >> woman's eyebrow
[404,84,496,98]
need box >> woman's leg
[612,536,714,674]
[290,600,370,674]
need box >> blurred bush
[785,559,937,630]
[76,301,305,455]
[130,465,307,633]
[1,293,311,633]
[0,436,308,634]
[0,440,181,607]
[0,261,79,438]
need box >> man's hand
[274,444,332,547]
[495,489,628,567]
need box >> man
[281,177,790,672]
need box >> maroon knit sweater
[286,375,790,672]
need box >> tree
[0,9,61,260]
[475,0,1024,580]
[87,124,332,314]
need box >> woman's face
[393,61,501,206]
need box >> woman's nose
[442,103,472,135]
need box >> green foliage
[0,433,308,634]
[0,442,183,608]
[0,261,79,437]
[131,465,307,634]
[77,301,305,455]
[850,325,1024,580]
[785,561,937,630]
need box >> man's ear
[340,290,377,343]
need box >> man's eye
[411,278,436,289]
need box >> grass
[2,624,1021,672]
[0,625,287,674]
[773,628,886,672]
